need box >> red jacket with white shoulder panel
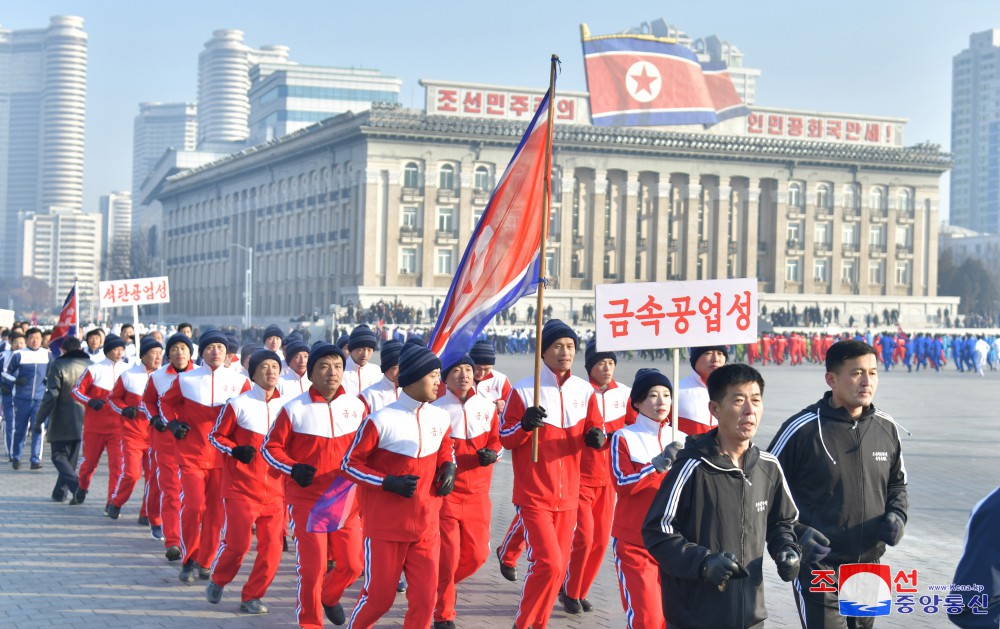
[581,378,636,487]
[108,363,153,447]
[72,358,130,434]
[432,388,500,496]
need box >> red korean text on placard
[603,299,635,338]
[142,281,155,301]
[865,123,881,143]
[463,91,482,114]
[825,120,842,140]
[726,291,752,331]
[747,113,764,134]
[845,121,861,141]
[809,570,838,593]
[635,295,666,335]
[699,292,723,333]
[893,569,918,593]
[437,89,458,113]
[787,116,803,137]
[102,285,117,305]
[510,95,531,117]
[117,283,131,304]
[486,92,505,116]
[556,99,575,120]
[807,118,823,138]
[767,115,784,136]
[666,296,697,334]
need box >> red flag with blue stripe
[48,284,78,357]
[428,90,553,367]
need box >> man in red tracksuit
[142,333,195,558]
[160,329,250,583]
[431,354,500,629]
[561,339,636,614]
[71,334,130,510]
[341,324,382,397]
[499,320,604,629]
[107,337,163,521]
[610,368,685,629]
[263,343,366,628]
[343,343,457,629]
[207,349,288,615]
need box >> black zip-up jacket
[767,391,908,566]
[642,429,799,629]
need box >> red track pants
[514,505,577,629]
[211,497,284,602]
[142,448,162,525]
[564,483,613,599]
[178,464,224,566]
[289,502,363,629]
[347,534,439,629]
[498,512,525,567]
[77,428,123,505]
[434,492,492,622]
[153,445,181,548]
[612,537,666,629]
[110,438,150,512]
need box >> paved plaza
[0,353,995,628]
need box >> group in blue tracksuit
[2,328,51,468]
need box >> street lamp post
[229,244,253,331]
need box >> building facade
[0,15,87,278]
[100,191,132,280]
[951,29,1000,233]
[22,208,101,305]
[154,92,950,327]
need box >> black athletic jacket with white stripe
[767,391,908,566]
[642,429,799,629]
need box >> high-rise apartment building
[0,15,87,278]
[100,191,132,280]
[22,208,101,306]
[951,29,1000,233]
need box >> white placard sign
[0,308,14,328]
[595,278,758,351]
[99,276,171,308]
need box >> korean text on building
[98,276,171,308]
[595,278,757,351]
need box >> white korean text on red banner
[595,278,757,352]
[99,276,171,308]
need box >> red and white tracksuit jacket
[72,358,129,502]
[141,363,193,550]
[676,371,714,435]
[475,369,512,406]
[564,378,636,600]
[277,370,311,396]
[431,389,501,623]
[609,414,687,629]
[208,384,288,602]
[263,386,366,629]
[341,356,382,398]
[108,363,155,515]
[359,376,399,415]
[343,393,455,629]
[499,366,603,629]
[159,364,250,566]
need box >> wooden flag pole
[532,54,559,464]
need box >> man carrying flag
[47,284,78,358]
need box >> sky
[5,1,1000,222]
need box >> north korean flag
[48,284,78,357]
[583,36,747,127]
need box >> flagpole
[532,54,559,464]
[72,277,79,339]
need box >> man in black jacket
[769,339,908,629]
[33,337,91,502]
[643,363,800,629]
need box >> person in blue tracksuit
[1,332,26,461]
[3,327,52,469]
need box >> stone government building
[148,80,956,327]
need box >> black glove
[520,406,546,432]
[87,398,106,410]
[879,511,905,546]
[122,406,139,419]
[434,462,457,496]
[0,383,11,395]
[290,463,316,487]
[14,376,27,386]
[382,474,419,498]
[477,448,498,466]
[798,526,832,566]
[584,427,606,449]
[775,546,801,582]
[31,421,44,435]
[651,441,683,473]
[231,445,256,464]
[700,552,743,588]
[166,420,190,440]
[150,415,168,433]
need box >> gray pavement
[0,353,995,628]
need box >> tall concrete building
[22,208,101,306]
[100,191,132,280]
[0,15,88,278]
[951,29,1000,233]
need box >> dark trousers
[794,570,876,629]
[50,439,81,498]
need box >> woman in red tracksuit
[107,337,163,520]
[343,343,456,629]
[431,354,500,628]
[609,368,686,629]
[141,333,195,559]
[263,343,367,629]
[498,320,604,629]
[207,349,288,614]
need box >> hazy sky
[5,1,1000,221]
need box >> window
[785,258,801,282]
[603,251,616,279]
[844,184,859,209]
[842,223,858,245]
[814,222,830,244]
[814,259,829,283]
[816,183,831,208]
[439,164,455,190]
[402,206,418,229]
[437,207,454,232]
[403,162,420,189]
[787,221,801,242]
[400,248,416,274]
[472,206,485,227]
[869,260,884,284]
[870,186,885,211]
[897,189,911,212]
[895,261,911,285]
[787,182,802,207]
[551,166,562,203]
[841,260,856,283]
[435,248,453,274]
[474,166,491,192]
[869,225,884,246]
[895,225,912,246]
[545,250,558,278]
